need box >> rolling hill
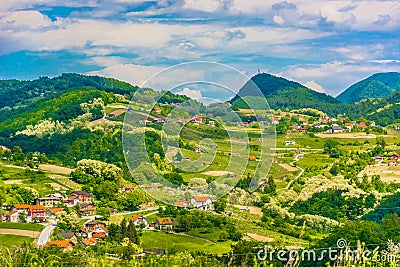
[229,73,341,111]
[336,72,400,104]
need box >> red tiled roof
[131,214,141,221]
[192,196,211,202]
[49,208,63,214]
[92,232,106,238]
[99,225,108,233]
[124,184,134,189]
[83,237,97,246]
[46,239,72,248]
[5,210,17,216]
[14,204,30,209]
[156,217,172,225]
[174,202,186,208]
[28,205,45,212]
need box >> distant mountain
[336,72,400,104]
[230,73,340,111]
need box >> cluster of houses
[370,154,400,167]
[45,215,178,252]
[271,115,377,134]
[139,113,216,127]
[2,191,94,223]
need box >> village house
[79,203,95,214]
[45,240,74,252]
[5,210,19,222]
[155,217,173,230]
[122,184,134,192]
[174,201,191,209]
[190,196,213,210]
[152,107,162,114]
[358,122,368,129]
[13,204,30,214]
[130,214,148,227]
[331,125,344,133]
[271,158,278,163]
[70,191,93,204]
[272,117,280,125]
[370,121,376,127]
[344,123,353,132]
[35,196,63,207]
[388,160,398,167]
[188,115,203,124]
[57,232,77,243]
[390,154,400,162]
[84,222,106,232]
[82,237,97,247]
[28,205,46,221]
[47,208,63,218]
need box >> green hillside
[230,73,340,111]
[337,72,400,104]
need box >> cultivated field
[39,164,74,175]
[359,165,400,183]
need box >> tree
[126,221,139,244]
[96,207,111,221]
[214,198,227,213]
[175,151,183,162]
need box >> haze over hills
[336,72,400,104]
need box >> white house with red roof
[190,196,213,210]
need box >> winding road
[37,225,56,246]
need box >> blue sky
[0,0,400,96]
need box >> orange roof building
[46,239,74,251]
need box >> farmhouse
[191,196,213,210]
[155,217,173,230]
[130,214,148,226]
[13,204,30,214]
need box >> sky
[1,0,400,97]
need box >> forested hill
[229,73,341,111]
[0,73,138,109]
[336,72,400,104]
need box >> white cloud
[86,64,162,86]
[177,87,202,99]
[1,10,52,29]
[183,0,225,12]
[304,80,325,93]
[273,15,285,25]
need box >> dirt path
[4,179,23,185]
[0,229,40,238]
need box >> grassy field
[140,231,232,255]
[0,222,44,231]
[0,234,34,247]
